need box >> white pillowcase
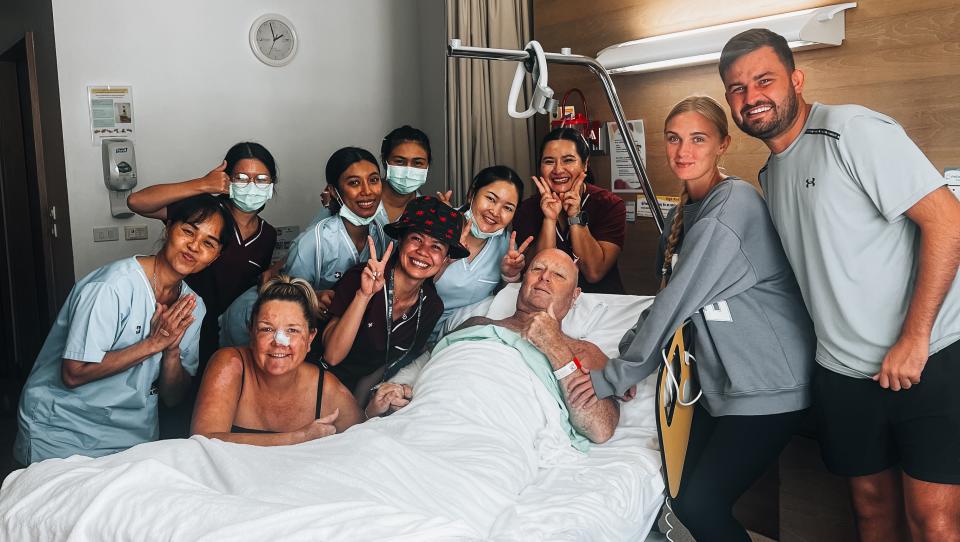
[444,283,653,358]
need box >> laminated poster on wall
[271,225,301,265]
[88,85,135,145]
[625,200,636,223]
[607,120,647,194]
[946,167,960,201]
[636,194,679,219]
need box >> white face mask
[463,208,505,240]
[386,165,428,195]
[334,189,382,227]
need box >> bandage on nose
[274,329,291,346]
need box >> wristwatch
[568,211,589,227]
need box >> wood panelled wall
[533,0,960,295]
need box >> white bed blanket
[1,293,663,541]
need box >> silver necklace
[152,256,182,303]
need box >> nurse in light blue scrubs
[220,147,389,347]
[432,166,532,339]
[13,195,231,464]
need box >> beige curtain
[446,0,533,203]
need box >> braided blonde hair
[251,275,321,330]
[660,96,729,290]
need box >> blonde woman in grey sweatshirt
[585,97,815,541]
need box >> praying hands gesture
[500,231,533,282]
[532,176,562,221]
[149,294,197,353]
[359,236,394,299]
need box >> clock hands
[255,19,293,62]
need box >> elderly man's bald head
[516,249,581,319]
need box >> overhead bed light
[596,2,856,74]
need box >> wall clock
[249,14,298,67]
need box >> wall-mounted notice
[272,225,301,265]
[625,200,636,223]
[88,85,135,145]
[946,167,960,200]
[637,194,679,219]
[607,120,646,194]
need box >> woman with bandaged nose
[191,276,363,445]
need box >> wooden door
[0,33,62,412]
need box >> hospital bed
[0,286,665,541]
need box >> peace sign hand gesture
[435,190,454,207]
[532,176,562,221]
[561,171,587,218]
[500,231,533,281]
[359,236,394,299]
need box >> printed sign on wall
[88,85,135,145]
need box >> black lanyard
[382,267,423,382]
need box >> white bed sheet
[0,288,663,541]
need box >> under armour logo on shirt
[367,322,374,328]
[805,178,816,188]
[335,272,343,279]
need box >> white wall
[52,0,447,278]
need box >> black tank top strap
[235,347,247,398]
[316,366,325,418]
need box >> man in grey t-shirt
[719,29,960,541]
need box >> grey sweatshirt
[591,178,815,416]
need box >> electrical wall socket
[93,226,119,242]
[124,224,149,241]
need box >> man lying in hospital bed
[0,250,664,541]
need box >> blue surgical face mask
[229,182,273,213]
[386,165,428,195]
[463,208,505,240]
[335,189,382,227]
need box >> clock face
[250,15,298,66]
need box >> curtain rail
[448,40,664,234]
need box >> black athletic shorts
[812,339,960,483]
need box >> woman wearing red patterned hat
[321,196,469,406]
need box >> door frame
[0,32,66,326]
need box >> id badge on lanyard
[376,267,423,389]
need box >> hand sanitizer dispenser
[102,138,137,218]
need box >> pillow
[444,283,653,359]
